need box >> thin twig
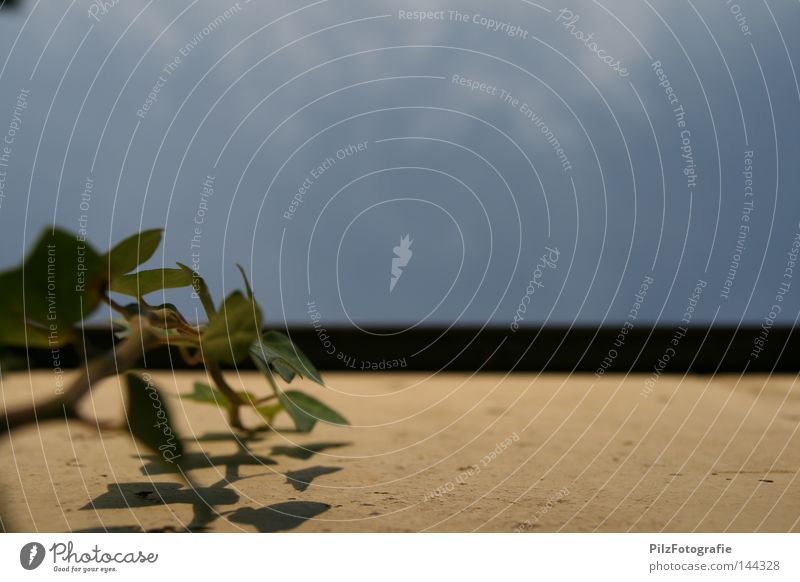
[207,363,244,429]
[0,316,157,434]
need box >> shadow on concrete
[227,501,331,532]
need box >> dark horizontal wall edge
[5,326,798,373]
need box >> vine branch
[0,316,157,435]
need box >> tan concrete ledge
[1,371,798,532]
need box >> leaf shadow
[76,438,350,533]
[70,525,145,533]
[192,431,268,444]
[138,451,277,476]
[81,482,240,510]
[227,501,331,532]
[285,466,342,492]
[270,441,351,460]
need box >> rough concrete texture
[1,371,798,532]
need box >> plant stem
[101,293,129,316]
[0,316,157,435]
[262,365,281,398]
[178,345,204,366]
[206,363,245,429]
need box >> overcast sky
[1,0,798,331]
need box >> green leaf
[105,229,163,279]
[250,331,323,385]
[0,269,56,347]
[177,262,215,318]
[5,227,105,331]
[0,274,25,347]
[278,390,348,433]
[180,382,229,408]
[249,335,297,383]
[236,264,254,299]
[126,373,184,471]
[29,228,105,326]
[0,321,53,348]
[109,267,193,297]
[201,291,262,364]
[256,403,283,425]
[179,382,257,409]
[272,360,297,383]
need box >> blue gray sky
[0,0,798,330]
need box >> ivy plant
[0,227,348,470]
